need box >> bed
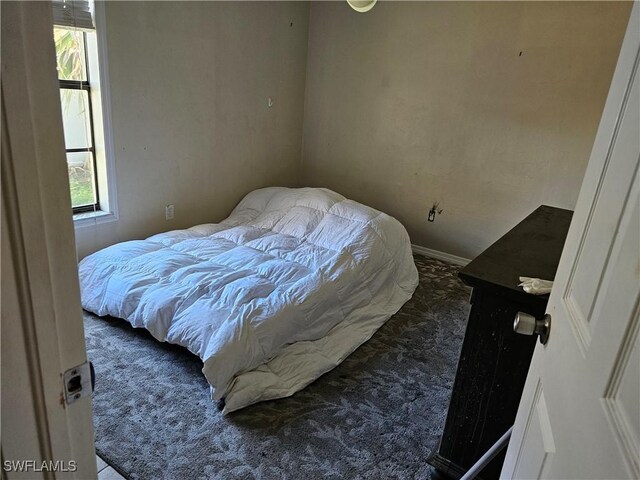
[79,187,418,413]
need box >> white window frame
[72,1,118,228]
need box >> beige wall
[76,1,631,261]
[75,1,309,258]
[301,1,631,259]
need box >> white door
[502,5,640,479]
[1,2,97,479]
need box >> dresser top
[458,205,573,304]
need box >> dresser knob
[513,312,551,345]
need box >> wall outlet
[428,202,443,222]
[165,204,174,220]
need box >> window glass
[54,27,87,81]
[54,25,107,213]
[60,89,92,149]
[67,152,96,208]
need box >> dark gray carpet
[84,254,469,479]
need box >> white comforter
[79,187,418,413]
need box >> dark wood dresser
[428,205,573,479]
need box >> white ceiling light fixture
[347,0,377,13]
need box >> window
[55,27,99,212]
[52,0,117,222]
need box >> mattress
[79,187,418,413]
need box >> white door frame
[1,2,97,479]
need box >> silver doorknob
[513,312,551,345]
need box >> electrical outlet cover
[165,204,174,220]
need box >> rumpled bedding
[79,187,418,413]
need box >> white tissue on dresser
[518,276,554,295]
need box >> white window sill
[73,209,118,229]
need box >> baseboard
[411,244,470,267]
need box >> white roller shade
[52,0,94,30]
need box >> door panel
[601,194,640,477]
[603,312,640,479]
[563,52,639,352]
[512,381,556,479]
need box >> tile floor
[97,454,126,479]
